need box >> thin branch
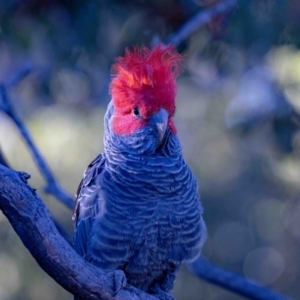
[0,65,74,209]
[187,257,292,300]
[164,0,237,46]
[0,164,162,300]
[4,62,32,90]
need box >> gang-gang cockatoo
[73,44,206,300]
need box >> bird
[73,44,206,300]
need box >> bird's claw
[109,270,127,296]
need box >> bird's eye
[133,107,140,117]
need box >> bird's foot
[109,270,127,296]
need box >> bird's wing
[73,154,105,258]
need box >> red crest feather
[109,44,182,135]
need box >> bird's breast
[89,153,203,285]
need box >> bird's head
[106,44,182,154]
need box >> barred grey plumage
[73,45,206,300]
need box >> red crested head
[109,44,182,135]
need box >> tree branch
[0,164,163,300]
[164,0,237,46]
[0,145,72,243]
[0,65,74,209]
[187,257,291,300]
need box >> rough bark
[0,164,159,300]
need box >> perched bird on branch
[73,45,206,300]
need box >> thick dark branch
[164,0,237,46]
[0,164,161,300]
[0,66,74,209]
[0,148,72,243]
[0,162,291,300]
[187,257,292,300]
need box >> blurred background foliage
[1,0,300,299]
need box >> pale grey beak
[149,108,169,143]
